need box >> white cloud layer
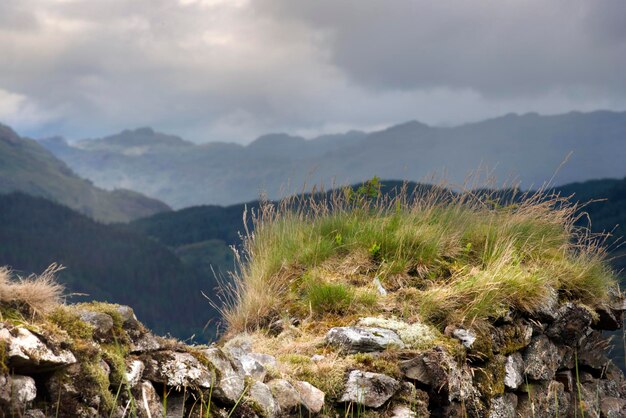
[1,0,625,142]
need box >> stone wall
[1,295,625,417]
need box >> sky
[1,0,625,144]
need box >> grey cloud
[0,0,625,143]
[255,0,626,97]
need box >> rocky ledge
[1,295,625,417]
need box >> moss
[0,339,8,374]
[101,343,129,387]
[81,359,115,412]
[351,353,402,379]
[473,355,506,399]
[47,306,94,341]
[74,302,130,344]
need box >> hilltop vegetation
[221,181,617,335]
[0,123,170,223]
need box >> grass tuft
[218,179,618,335]
[0,264,64,317]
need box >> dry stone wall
[1,295,625,417]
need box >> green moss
[0,339,8,374]
[82,359,115,412]
[352,353,402,379]
[473,355,506,398]
[74,302,130,344]
[101,343,129,387]
[47,306,94,341]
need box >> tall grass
[217,180,618,333]
[0,264,64,317]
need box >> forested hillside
[0,193,217,340]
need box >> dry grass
[0,263,64,317]
[217,178,618,335]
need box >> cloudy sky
[1,0,625,143]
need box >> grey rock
[223,334,254,358]
[267,379,304,416]
[491,321,533,354]
[390,405,417,417]
[164,392,187,418]
[130,332,161,353]
[142,351,214,389]
[339,370,400,408]
[578,331,610,370]
[23,410,46,418]
[523,335,560,381]
[238,354,267,381]
[600,397,626,418]
[249,352,278,369]
[0,374,37,410]
[504,353,524,390]
[326,326,404,353]
[125,359,145,388]
[136,380,165,418]
[78,310,114,337]
[202,347,245,403]
[545,302,593,345]
[293,380,325,414]
[451,328,476,349]
[247,381,278,418]
[555,370,574,392]
[516,381,570,418]
[1,327,76,372]
[488,393,518,418]
[533,287,560,322]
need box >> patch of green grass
[221,180,619,333]
[305,282,354,316]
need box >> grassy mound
[220,179,618,335]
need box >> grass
[217,179,618,334]
[0,264,64,317]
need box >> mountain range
[40,110,626,208]
[0,123,170,223]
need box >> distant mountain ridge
[0,123,170,223]
[40,111,626,209]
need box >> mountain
[0,123,170,223]
[0,192,218,340]
[40,111,626,208]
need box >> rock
[578,330,610,369]
[293,380,325,414]
[339,370,400,408]
[267,379,304,416]
[310,354,325,363]
[400,348,454,389]
[392,383,430,417]
[0,374,37,410]
[491,321,533,355]
[23,410,46,418]
[238,354,267,381]
[523,335,560,381]
[595,305,623,330]
[135,380,165,418]
[516,381,570,418]
[503,353,524,390]
[247,381,277,418]
[130,332,161,353]
[223,335,253,358]
[248,352,278,369]
[451,328,476,349]
[1,327,76,372]
[202,347,245,403]
[600,397,626,418]
[533,287,560,322]
[488,393,518,418]
[326,326,404,353]
[390,405,417,417]
[373,277,387,296]
[125,359,145,388]
[545,303,593,345]
[78,310,114,338]
[358,317,437,347]
[555,370,574,392]
[142,351,214,389]
[164,392,187,418]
